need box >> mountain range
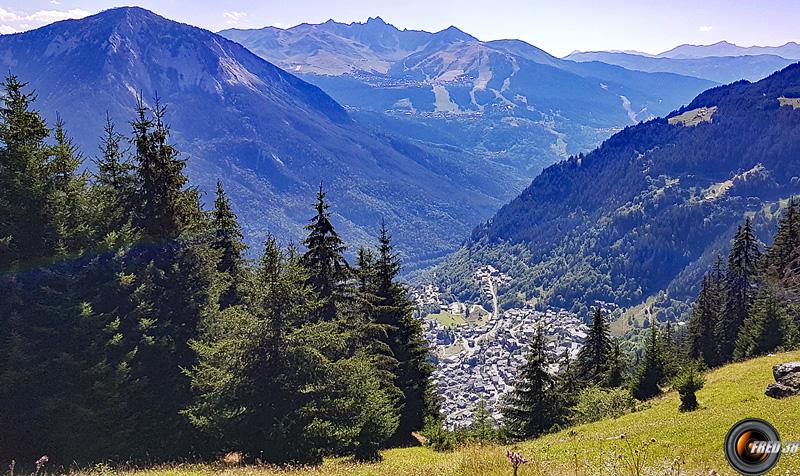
[0,7,528,268]
[657,40,800,60]
[221,19,715,176]
[431,63,800,321]
[564,51,796,84]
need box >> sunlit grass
[74,351,800,475]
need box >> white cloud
[50,0,61,5]
[0,7,91,32]
[223,10,247,25]
[0,8,21,22]
[699,25,713,32]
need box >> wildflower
[34,456,48,476]
[506,450,528,476]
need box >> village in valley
[414,265,615,429]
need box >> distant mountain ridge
[565,51,796,83]
[431,63,800,318]
[657,40,800,60]
[0,7,522,266]
[221,19,714,177]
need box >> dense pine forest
[0,75,437,469]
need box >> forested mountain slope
[432,63,800,317]
[0,7,521,266]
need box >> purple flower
[506,449,528,467]
[35,456,48,468]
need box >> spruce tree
[632,326,666,400]
[557,349,580,418]
[734,285,789,359]
[468,397,498,443]
[604,340,627,388]
[0,75,53,270]
[765,197,800,282]
[502,327,563,439]
[717,219,761,363]
[372,223,435,443]
[577,307,611,386]
[131,97,190,240]
[92,114,135,237]
[301,184,349,322]
[112,98,213,459]
[48,116,91,255]
[688,271,723,368]
[188,237,397,464]
[212,180,245,308]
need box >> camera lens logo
[724,419,781,475]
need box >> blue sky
[0,0,798,56]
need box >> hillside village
[414,266,601,428]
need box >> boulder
[773,362,800,381]
[782,372,800,389]
[766,362,800,399]
[766,382,798,399]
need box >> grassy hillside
[77,352,800,475]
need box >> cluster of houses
[424,303,589,429]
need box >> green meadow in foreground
[72,351,800,476]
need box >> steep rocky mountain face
[221,20,714,177]
[0,7,524,267]
[565,51,796,84]
[431,64,800,319]
[657,40,800,60]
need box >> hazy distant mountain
[0,7,523,266]
[657,40,800,60]
[221,20,714,177]
[565,51,796,83]
[432,63,800,316]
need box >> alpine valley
[431,63,800,323]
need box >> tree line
[688,204,800,368]
[0,75,437,469]
[495,201,800,442]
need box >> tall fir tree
[92,114,135,237]
[688,271,723,368]
[112,98,214,459]
[632,326,666,400]
[372,222,436,443]
[717,218,761,363]
[0,75,54,270]
[502,327,563,439]
[48,116,91,255]
[734,285,790,359]
[604,340,627,388]
[302,184,349,322]
[212,180,245,308]
[577,307,611,386]
[764,197,800,282]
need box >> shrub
[571,386,636,425]
[421,421,458,452]
[674,366,704,412]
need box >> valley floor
[74,352,800,476]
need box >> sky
[0,0,798,57]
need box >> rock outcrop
[766,362,800,399]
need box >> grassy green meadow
[68,351,800,476]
